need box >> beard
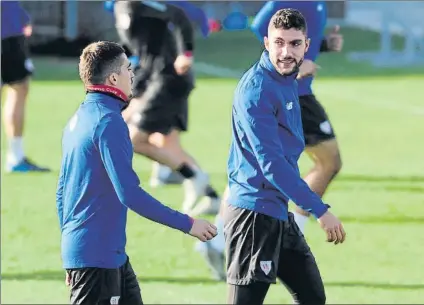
[275,57,304,76]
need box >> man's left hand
[23,24,33,37]
[326,25,343,52]
[174,54,193,75]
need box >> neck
[86,85,129,103]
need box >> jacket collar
[84,85,129,111]
[259,50,299,84]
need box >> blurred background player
[196,0,345,280]
[147,1,213,188]
[111,0,221,216]
[1,1,50,173]
[251,1,344,234]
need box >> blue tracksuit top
[56,91,193,269]
[251,1,327,96]
[1,1,31,39]
[227,50,329,220]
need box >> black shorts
[300,94,336,146]
[130,69,194,135]
[1,35,34,85]
[66,257,143,305]
[224,206,325,300]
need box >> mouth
[278,59,295,64]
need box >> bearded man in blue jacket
[223,9,346,305]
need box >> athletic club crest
[260,261,272,275]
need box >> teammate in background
[1,1,50,172]
[147,0,211,187]
[251,1,344,234]
[112,1,221,216]
[196,0,345,280]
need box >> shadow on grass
[2,271,424,290]
[340,216,424,224]
[337,174,424,183]
[331,174,424,194]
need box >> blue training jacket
[227,50,329,221]
[56,91,193,269]
[251,1,327,96]
[1,1,31,39]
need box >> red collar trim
[86,85,129,102]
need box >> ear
[305,38,310,53]
[108,73,118,86]
[264,36,269,51]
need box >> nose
[281,45,290,57]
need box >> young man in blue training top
[224,9,346,305]
[56,41,217,305]
[251,1,344,234]
[196,0,345,282]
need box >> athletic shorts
[130,68,194,135]
[224,205,322,287]
[1,35,34,85]
[66,257,143,305]
[299,94,336,146]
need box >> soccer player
[224,9,346,305]
[197,1,344,280]
[112,1,221,216]
[1,1,50,172]
[56,41,217,305]
[146,1,210,187]
[251,1,344,234]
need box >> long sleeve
[234,90,329,218]
[166,1,210,38]
[168,5,194,53]
[250,1,277,44]
[56,166,65,231]
[94,113,193,233]
[18,2,31,26]
[300,2,327,61]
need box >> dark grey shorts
[224,205,318,285]
[66,257,143,305]
[300,94,336,146]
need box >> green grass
[2,27,424,303]
[2,74,424,304]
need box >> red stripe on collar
[86,85,129,102]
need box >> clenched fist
[174,54,193,75]
[189,219,217,242]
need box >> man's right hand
[317,211,346,244]
[174,54,193,75]
[65,271,71,286]
[189,219,217,242]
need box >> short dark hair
[270,8,307,35]
[79,41,125,86]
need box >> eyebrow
[127,62,131,68]
[275,38,303,43]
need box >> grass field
[1,30,424,304]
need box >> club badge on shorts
[110,296,120,305]
[260,260,272,275]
